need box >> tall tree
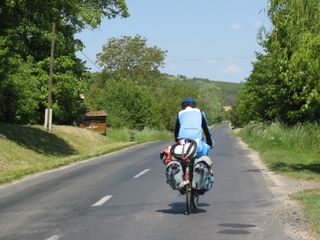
[96,35,167,85]
[0,0,129,124]
[232,0,320,126]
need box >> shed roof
[85,110,107,117]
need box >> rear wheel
[191,190,199,208]
[185,184,191,215]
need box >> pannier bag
[192,156,215,193]
[170,139,197,160]
[165,160,184,190]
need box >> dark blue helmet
[181,97,197,109]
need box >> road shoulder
[236,136,320,240]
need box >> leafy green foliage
[0,0,129,124]
[93,79,161,130]
[86,68,225,131]
[97,35,167,85]
[232,0,320,126]
[0,55,40,124]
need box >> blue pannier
[192,156,215,192]
[165,161,184,190]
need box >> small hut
[80,110,107,134]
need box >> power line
[166,57,253,63]
[79,50,102,71]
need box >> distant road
[0,124,293,240]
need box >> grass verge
[237,122,320,180]
[236,121,320,233]
[0,123,171,185]
[293,189,320,233]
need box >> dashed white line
[46,235,61,240]
[92,195,113,207]
[133,169,150,178]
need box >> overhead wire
[79,50,102,71]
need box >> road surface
[0,124,293,240]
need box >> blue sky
[77,0,271,83]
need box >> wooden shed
[80,110,107,134]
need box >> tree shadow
[0,124,76,156]
[156,202,208,215]
[270,162,320,174]
[242,169,261,173]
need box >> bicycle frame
[180,157,198,215]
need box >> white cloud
[230,23,241,30]
[224,64,242,74]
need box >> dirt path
[237,137,320,240]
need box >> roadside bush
[241,122,320,153]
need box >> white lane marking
[92,195,113,207]
[46,235,61,240]
[133,169,150,179]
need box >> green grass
[238,122,320,180]
[237,122,320,234]
[106,127,172,142]
[293,189,320,233]
[0,123,172,185]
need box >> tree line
[231,0,320,127]
[0,1,224,130]
[85,35,224,130]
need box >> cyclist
[174,97,214,156]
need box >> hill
[162,74,243,106]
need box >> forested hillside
[162,75,243,107]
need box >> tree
[0,0,129,124]
[197,84,223,124]
[232,0,320,126]
[94,79,161,129]
[96,35,167,85]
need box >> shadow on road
[156,202,208,215]
[218,223,256,228]
[217,223,257,235]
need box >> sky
[76,0,271,83]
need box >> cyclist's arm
[174,114,180,142]
[201,111,213,147]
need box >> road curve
[0,124,293,240]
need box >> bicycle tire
[192,192,199,208]
[185,184,191,215]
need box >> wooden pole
[46,22,56,131]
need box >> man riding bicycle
[160,98,215,196]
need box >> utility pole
[44,22,56,131]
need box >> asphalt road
[0,124,293,240]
